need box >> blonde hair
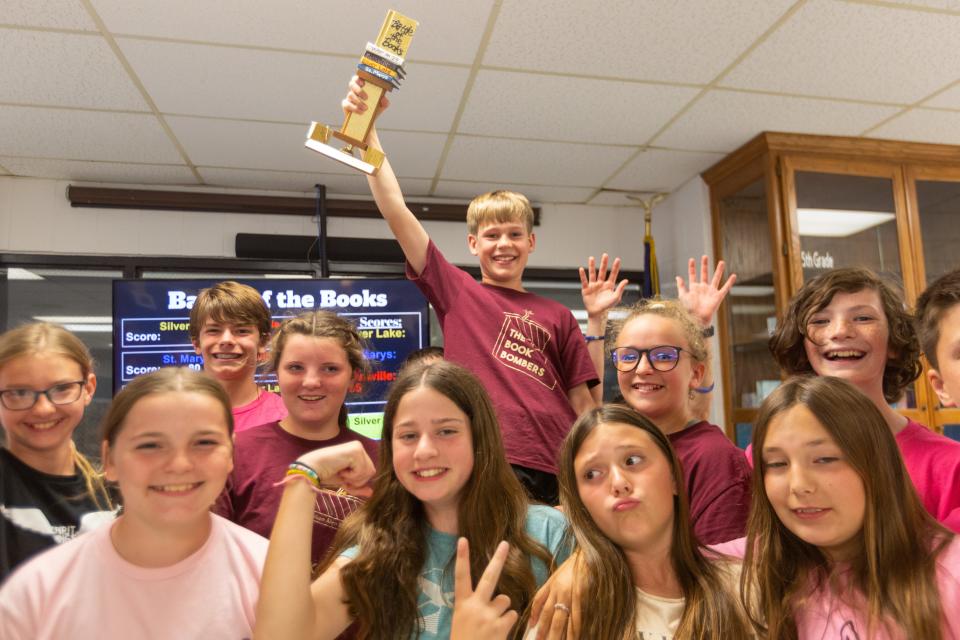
[0,323,112,510]
[188,281,273,346]
[466,190,534,235]
[612,298,708,361]
[268,311,369,428]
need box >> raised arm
[579,253,629,404]
[254,441,375,640]
[676,255,736,421]
[343,77,430,274]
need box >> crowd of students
[0,77,958,639]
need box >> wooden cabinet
[703,133,960,445]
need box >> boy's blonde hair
[188,281,272,346]
[466,190,534,236]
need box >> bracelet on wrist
[287,461,321,487]
[701,325,715,338]
[584,335,605,342]
[693,381,716,394]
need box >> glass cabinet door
[911,171,960,439]
[717,177,782,446]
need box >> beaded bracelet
[287,461,321,487]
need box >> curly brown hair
[768,268,921,403]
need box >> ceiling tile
[0,31,147,110]
[1,1,96,30]
[605,148,725,192]
[433,180,594,204]
[722,0,960,104]
[0,157,197,184]
[483,0,795,83]
[655,90,899,152]
[120,38,468,131]
[923,83,960,109]
[587,191,649,206]
[886,1,960,10]
[168,115,446,177]
[0,105,184,163]
[458,70,698,145]
[440,136,635,185]
[867,108,960,145]
[93,0,493,64]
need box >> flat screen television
[112,278,430,439]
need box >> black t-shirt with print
[0,447,116,582]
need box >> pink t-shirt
[744,420,960,532]
[795,537,960,639]
[0,514,267,640]
[409,241,598,474]
[710,536,960,639]
[232,389,287,433]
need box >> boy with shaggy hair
[189,281,286,432]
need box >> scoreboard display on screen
[112,279,430,439]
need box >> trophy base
[305,122,384,175]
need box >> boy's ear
[192,339,202,355]
[467,234,479,256]
[528,232,536,252]
[928,368,958,408]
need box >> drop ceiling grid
[720,0,960,104]
[2,0,960,203]
[0,157,198,185]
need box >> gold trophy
[305,10,418,175]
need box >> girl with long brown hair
[527,404,750,639]
[255,360,569,640]
[0,322,116,582]
[744,375,959,639]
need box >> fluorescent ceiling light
[33,316,112,324]
[5,268,44,280]
[797,208,895,237]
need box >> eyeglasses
[0,381,86,411]
[610,346,685,373]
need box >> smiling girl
[0,323,115,582]
[0,367,268,639]
[215,311,379,574]
[254,360,569,640]
[610,300,751,545]
[744,375,959,639]
[768,267,960,528]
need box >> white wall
[0,176,647,270]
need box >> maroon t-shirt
[213,421,379,571]
[669,421,752,545]
[409,241,599,474]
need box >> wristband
[584,335,605,342]
[693,381,715,394]
[287,461,321,487]
[701,325,715,338]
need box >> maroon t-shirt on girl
[213,421,378,572]
[669,421,752,545]
[409,241,599,475]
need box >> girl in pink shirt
[0,367,268,640]
[744,375,959,640]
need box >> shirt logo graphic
[492,310,557,390]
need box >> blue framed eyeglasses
[610,346,684,372]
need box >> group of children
[0,77,957,639]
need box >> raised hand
[580,253,629,318]
[529,551,582,640]
[450,538,518,640]
[675,255,736,327]
[342,75,391,116]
